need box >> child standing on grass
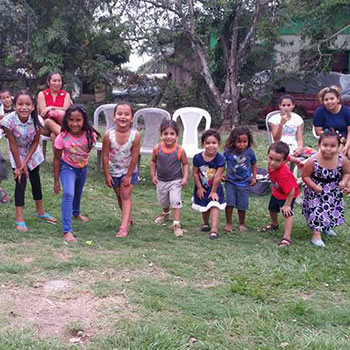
[151,120,189,237]
[54,104,99,242]
[102,102,141,238]
[302,130,350,247]
[223,126,257,233]
[2,90,57,232]
[261,141,299,247]
[192,129,226,239]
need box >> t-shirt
[55,131,96,168]
[155,142,183,182]
[269,163,299,200]
[193,152,225,189]
[269,112,304,153]
[2,112,44,170]
[224,147,256,187]
[313,105,350,138]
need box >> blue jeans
[60,161,87,233]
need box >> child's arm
[302,158,322,193]
[53,148,62,194]
[102,132,113,187]
[340,156,350,191]
[150,150,158,186]
[122,131,141,187]
[209,166,224,201]
[180,149,189,187]
[4,127,22,173]
[281,187,295,217]
[193,165,205,199]
[250,162,257,186]
[294,124,304,156]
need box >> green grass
[1,125,350,349]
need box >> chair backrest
[312,125,320,139]
[172,107,211,149]
[265,110,282,145]
[133,108,171,150]
[93,104,116,132]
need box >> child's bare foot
[116,227,128,237]
[223,224,232,233]
[15,221,27,232]
[239,225,247,232]
[74,215,89,222]
[64,232,77,242]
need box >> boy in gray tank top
[151,120,189,237]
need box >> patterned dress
[302,154,344,231]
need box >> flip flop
[15,221,27,232]
[209,232,219,240]
[38,213,57,224]
[260,224,279,232]
[201,224,211,232]
[278,237,291,247]
[0,188,10,203]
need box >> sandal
[260,223,279,232]
[209,232,219,240]
[116,226,128,238]
[15,221,27,232]
[278,238,292,247]
[0,188,10,203]
[201,224,211,232]
[38,212,57,224]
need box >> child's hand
[314,185,323,193]
[181,177,187,187]
[105,175,114,188]
[54,180,60,194]
[152,176,158,186]
[13,168,23,182]
[293,146,303,157]
[209,191,219,201]
[280,112,289,126]
[122,175,132,187]
[249,177,256,186]
[221,174,227,182]
[197,187,206,199]
[340,180,347,191]
[281,205,292,217]
[22,165,29,179]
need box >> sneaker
[173,224,183,237]
[154,212,170,224]
[311,238,325,247]
[324,229,337,237]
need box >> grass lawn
[1,125,350,349]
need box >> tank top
[155,142,183,182]
[43,88,66,107]
[108,128,137,177]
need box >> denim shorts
[225,182,249,211]
[268,195,296,215]
[112,172,139,187]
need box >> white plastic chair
[312,125,320,139]
[133,107,171,155]
[265,110,281,144]
[93,104,116,168]
[172,107,211,158]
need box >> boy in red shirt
[261,141,299,247]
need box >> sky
[122,53,152,71]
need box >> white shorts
[157,179,183,209]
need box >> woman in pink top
[53,104,99,242]
[37,72,72,140]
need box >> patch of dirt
[0,278,135,343]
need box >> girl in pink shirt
[54,104,99,242]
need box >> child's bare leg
[224,206,233,232]
[202,211,210,226]
[282,215,293,241]
[210,207,220,233]
[15,206,25,222]
[35,199,45,216]
[238,210,246,232]
[270,210,278,226]
[117,185,134,236]
[312,230,321,241]
[173,207,180,221]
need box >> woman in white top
[268,94,304,156]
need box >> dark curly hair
[159,119,179,135]
[201,129,221,145]
[225,125,253,152]
[318,128,341,146]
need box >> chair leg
[97,150,102,171]
[137,154,141,177]
[42,140,47,160]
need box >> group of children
[0,89,349,247]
